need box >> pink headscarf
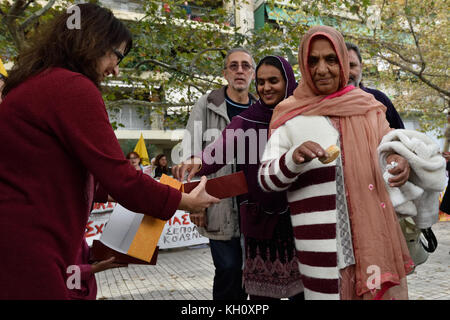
[270,26,413,299]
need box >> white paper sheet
[99,204,144,254]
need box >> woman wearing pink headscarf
[258,26,415,300]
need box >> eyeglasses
[225,62,253,72]
[112,48,125,65]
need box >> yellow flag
[133,133,150,166]
[0,58,7,78]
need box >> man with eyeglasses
[177,48,256,300]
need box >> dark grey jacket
[180,87,241,240]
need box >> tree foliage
[120,0,248,129]
[0,0,74,56]
[1,0,448,131]
[272,0,449,132]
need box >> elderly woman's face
[307,38,341,95]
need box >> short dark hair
[126,151,141,161]
[345,42,362,63]
[4,3,132,96]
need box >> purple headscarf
[237,55,297,124]
[198,55,297,239]
[233,56,297,239]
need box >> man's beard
[232,85,249,93]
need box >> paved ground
[95,221,450,300]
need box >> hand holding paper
[179,176,220,213]
[173,156,202,182]
[190,211,207,228]
[92,172,247,264]
[91,256,128,273]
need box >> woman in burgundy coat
[0,3,218,299]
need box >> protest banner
[85,203,208,248]
[86,172,247,259]
[85,202,116,246]
[158,210,208,249]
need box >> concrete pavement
[95,221,450,300]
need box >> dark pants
[209,237,247,300]
[440,180,450,214]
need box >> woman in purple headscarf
[174,56,303,299]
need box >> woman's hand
[292,141,328,164]
[442,151,450,162]
[91,257,127,274]
[189,212,207,228]
[172,157,202,182]
[386,154,410,187]
[178,176,220,213]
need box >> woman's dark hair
[155,154,168,169]
[126,151,141,162]
[345,42,362,63]
[3,3,132,96]
[255,56,287,106]
[256,56,287,84]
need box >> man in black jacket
[346,42,405,129]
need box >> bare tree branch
[404,0,426,74]
[4,0,57,50]
[4,1,29,49]
[189,47,226,73]
[386,46,422,65]
[420,73,449,78]
[22,0,34,12]
[135,59,223,86]
[5,0,27,25]
[377,53,450,98]
[106,99,194,109]
[347,33,424,65]
[345,34,410,54]
[187,82,207,95]
[20,0,57,32]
